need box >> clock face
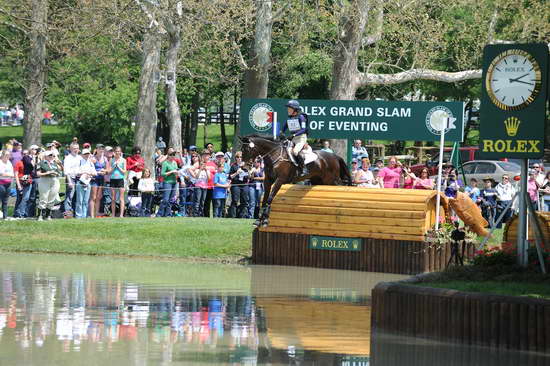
[486,49,542,111]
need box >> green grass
[0,217,254,260]
[0,125,70,145]
[413,280,550,300]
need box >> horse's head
[239,135,261,163]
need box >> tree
[22,0,48,148]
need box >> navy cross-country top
[283,113,308,136]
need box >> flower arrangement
[424,217,477,249]
[473,241,549,271]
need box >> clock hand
[509,73,530,83]
[510,80,534,86]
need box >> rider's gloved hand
[287,134,295,140]
[277,133,285,140]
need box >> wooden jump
[252,185,472,274]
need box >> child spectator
[354,157,374,187]
[464,178,480,203]
[213,163,230,218]
[138,168,155,217]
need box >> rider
[281,100,308,175]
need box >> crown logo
[504,117,520,137]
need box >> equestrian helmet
[285,100,301,111]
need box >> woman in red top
[13,150,33,218]
[126,146,145,197]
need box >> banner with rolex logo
[479,43,548,158]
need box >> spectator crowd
[0,138,264,221]
[0,137,549,226]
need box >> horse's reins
[254,140,290,166]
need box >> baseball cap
[43,150,54,157]
[351,158,358,163]
[13,141,21,146]
[96,143,105,149]
[105,146,113,151]
[83,142,91,148]
[81,148,91,155]
[189,145,197,151]
[29,144,39,150]
[372,167,380,172]
[45,142,53,148]
[215,151,225,157]
[483,176,493,182]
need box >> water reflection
[2,253,546,365]
[0,253,405,366]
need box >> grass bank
[414,265,550,300]
[0,217,254,261]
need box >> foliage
[472,246,517,267]
[46,48,140,147]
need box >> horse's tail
[337,155,353,186]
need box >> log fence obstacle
[252,185,474,274]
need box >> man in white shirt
[63,143,81,216]
[495,174,516,228]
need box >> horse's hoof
[261,221,269,227]
[253,220,261,227]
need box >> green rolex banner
[478,43,548,159]
[240,99,465,142]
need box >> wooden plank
[278,184,437,197]
[275,189,432,203]
[266,219,424,236]
[260,225,426,242]
[273,196,426,211]
[268,211,426,228]
[271,204,426,219]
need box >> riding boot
[37,209,44,221]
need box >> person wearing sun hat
[36,150,62,221]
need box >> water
[0,253,548,366]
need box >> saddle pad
[303,147,318,165]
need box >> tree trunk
[165,27,182,151]
[243,0,272,99]
[23,0,48,148]
[189,91,199,146]
[134,30,160,175]
[328,0,370,158]
[219,95,228,153]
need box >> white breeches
[291,134,307,155]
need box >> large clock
[485,49,542,111]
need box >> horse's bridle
[250,140,290,166]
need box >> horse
[239,134,352,226]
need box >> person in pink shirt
[527,170,539,207]
[413,168,434,190]
[378,156,403,188]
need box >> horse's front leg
[260,178,285,227]
[255,180,272,227]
